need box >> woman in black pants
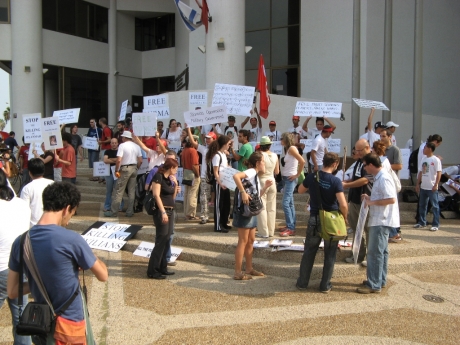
[147,158,180,279]
[206,135,231,233]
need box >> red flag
[257,54,270,119]
[201,0,209,33]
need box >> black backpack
[402,189,418,203]
[224,126,237,136]
[409,147,419,174]
[206,153,222,185]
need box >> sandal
[245,269,264,277]
[233,272,252,280]
[186,216,200,221]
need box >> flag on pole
[201,0,209,33]
[174,0,202,32]
[257,54,270,119]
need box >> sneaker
[345,257,355,264]
[256,234,269,239]
[361,261,367,267]
[280,229,295,237]
[103,211,116,217]
[363,280,386,288]
[200,218,208,224]
[167,261,177,266]
[295,283,307,291]
[320,287,332,294]
[429,226,439,231]
[413,223,425,228]
[356,286,381,294]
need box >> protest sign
[132,113,157,136]
[175,167,185,202]
[28,142,44,160]
[82,136,99,150]
[82,235,126,252]
[98,222,131,232]
[253,241,270,249]
[84,228,131,241]
[53,108,80,125]
[294,102,342,118]
[328,139,341,153]
[271,141,283,155]
[352,203,369,264]
[144,94,170,119]
[81,221,142,241]
[184,106,227,127]
[93,162,110,177]
[299,139,313,153]
[352,98,389,111]
[133,241,183,262]
[220,167,239,191]
[400,148,410,180]
[137,158,148,175]
[40,117,63,150]
[119,100,128,121]
[23,113,43,143]
[211,83,255,116]
[189,91,208,111]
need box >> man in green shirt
[232,129,253,171]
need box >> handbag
[235,175,264,217]
[182,168,195,186]
[143,180,157,215]
[315,172,347,242]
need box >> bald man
[342,139,373,265]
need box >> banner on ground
[23,113,43,143]
[132,113,157,137]
[40,117,63,150]
[54,108,80,125]
[211,83,255,117]
[189,91,208,111]
[352,203,369,264]
[352,98,389,111]
[294,102,342,118]
[119,100,128,121]
[184,105,227,127]
[133,241,183,262]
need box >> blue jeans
[0,269,31,345]
[297,216,339,291]
[104,174,124,211]
[282,176,297,230]
[366,226,390,290]
[418,189,440,227]
[88,150,99,168]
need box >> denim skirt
[232,210,257,229]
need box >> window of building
[0,0,10,23]
[42,0,108,43]
[135,15,175,51]
[245,0,300,97]
[143,77,175,97]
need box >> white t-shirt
[281,146,299,177]
[147,150,165,171]
[161,128,182,143]
[360,130,380,148]
[306,127,322,139]
[243,168,261,194]
[223,126,238,140]
[249,127,262,143]
[265,130,281,141]
[287,126,308,138]
[117,141,142,166]
[212,151,228,172]
[0,197,31,271]
[20,178,54,227]
[309,135,328,166]
[197,144,208,178]
[419,155,442,190]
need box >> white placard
[137,158,148,175]
[271,141,283,155]
[23,113,43,143]
[276,244,304,252]
[189,91,208,111]
[184,106,227,127]
[352,98,389,111]
[294,102,342,118]
[299,139,313,153]
[400,148,410,180]
[82,235,126,252]
[93,162,110,176]
[144,94,169,108]
[40,117,63,150]
[352,203,369,264]
[175,167,184,202]
[133,241,183,262]
[85,228,131,240]
[82,136,99,150]
[54,108,80,125]
[132,112,157,136]
[328,139,341,153]
[220,167,239,191]
[143,107,170,119]
[98,222,131,232]
[211,83,255,116]
[110,166,118,180]
[253,241,270,248]
[28,142,44,160]
[119,100,128,121]
[269,239,293,247]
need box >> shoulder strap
[315,171,324,210]
[18,232,26,310]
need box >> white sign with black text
[23,113,43,143]
[211,83,255,117]
[220,167,239,191]
[352,98,389,111]
[40,117,63,150]
[184,106,227,127]
[144,94,170,119]
[93,162,110,177]
[82,136,99,150]
[294,102,342,118]
[132,112,157,137]
[54,108,80,125]
[133,241,183,262]
[119,100,128,121]
[189,91,208,111]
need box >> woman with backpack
[205,135,231,233]
[232,152,273,280]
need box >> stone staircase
[68,162,460,280]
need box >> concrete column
[205,0,245,88]
[108,0,117,125]
[382,0,392,124]
[11,0,43,138]
[412,0,423,148]
[351,0,361,144]
[175,0,190,80]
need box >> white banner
[189,91,208,111]
[294,101,342,118]
[352,98,389,111]
[352,203,369,264]
[400,148,410,180]
[54,108,80,125]
[144,94,168,108]
[119,100,128,121]
[82,136,99,150]
[220,166,239,191]
[132,112,157,136]
[23,113,43,143]
[211,83,255,116]
[184,105,227,127]
[328,139,341,154]
[28,142,44,160]
[40,117,63,150]
[133,241,183,262]
[299,139,313,153]
[98,222,131,231]
[271,141,283,155]
[143,107,170,119]
[93,162,110,176]
[84,228,131,241]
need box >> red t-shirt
[142,137,157,150]
[60,145,76,178]
[18,146,30,169]
[101,126,112,150]
[181,147,199,173]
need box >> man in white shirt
[20,158,54,227]
[223,116,238,141]
[265,121,281,141]
[384,121,399,147]
[357,153,399,294]
[359,108,383,148]
[309,125,334,172]
[241,107,262,143]
[302,116,337,139]
[104,131,143,218]
[287,116,308,138]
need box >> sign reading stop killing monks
[184,105,227,127]
[23,113,43,143]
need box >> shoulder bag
[235,175,264,217]
[143,179,157,215]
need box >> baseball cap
[322,125,334,133]
[255,144,260,151]
[374,121,385,130]
[385,121,399,128]
[292,116,300,120]
[269,121,276,125]
[205,132,217,140]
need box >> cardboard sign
[132,113,157,136]
[299,139,313,153]
[352,203,369,264]
[53,108,80,125]
[23,113,43,143]
[84,228,131,241]
[220,167,239,191]
[144,94,170,119]
[82,136,99,150]
[211,83,255,116]
[119,100,128,121]
[40,117,63,150]
[93,162,110,176]
[352,98,389,111]
[189,91,208,111]
[82,235,126,252]
[133,241,183,262]
[28,142,44,160]
[400,148,410,180]
[271,141,283,155]
[294,102,342,118]
[184,106,227,127]
[175,167,184,202]
[98,222,131,232]
[328,139,341,154]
